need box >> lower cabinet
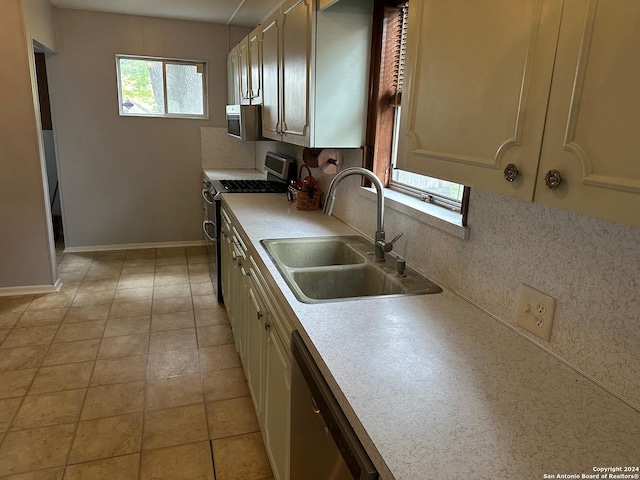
[245,272,266,420]
[263,325,291,480]
[220,204,292,480]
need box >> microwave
[226,104,263,141]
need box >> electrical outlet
[515,284,556,341]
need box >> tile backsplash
[291,147,640,408]
[201,127,255,169]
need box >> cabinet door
[535,0,640,226]
[220,230,233,319]
[239,37,251,105]
[246,275,266,422]
[396,0,562,201]
[249,26,263,105]
[280,0,312,147]
[261,13,282,140]
[264,328,291,480]
[227,45,241,105]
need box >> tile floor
[0,246,275,480]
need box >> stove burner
[219,179,288,193]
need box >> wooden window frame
[364,0,470,223]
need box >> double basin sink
[261,236,442,303]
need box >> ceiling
[49,0,281,27]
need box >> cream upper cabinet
[535,0,640,226]
[227,44,241,105]
[248,26,263,105]
[260,0,312,146]
[397,0,640,226]
[259,0,372,147]
[261,10,281,139]
[396,0,563,201]
[238,36,251,105]
[280,0,312,146]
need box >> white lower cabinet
[245,272,266,420]
[263,326,291,480]
[221,204,292,480]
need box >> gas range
[202,151,297,303]
[212,179,289,194]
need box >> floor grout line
[1,246,273,479]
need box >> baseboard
[63,240,207,254]
[0,279,63,297]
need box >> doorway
[33,48,64,261]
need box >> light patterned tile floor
[0,247,274,480]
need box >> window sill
[357,186,470,240]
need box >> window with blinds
[385,2,468,213]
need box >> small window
[116,55,207,118]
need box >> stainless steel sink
[262,237,367,268]
[261,236,442,303]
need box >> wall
[47,9,232,248]
[278,145,640,409]
[0,0,56,289]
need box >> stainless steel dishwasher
[291,331,378,480]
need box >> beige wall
[48,9,231,248]
[0,0,56,289]
[22,0,57,49]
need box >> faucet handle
[380,232,403,253]
[395,257,407,277]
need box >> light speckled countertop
[221,193,640,480]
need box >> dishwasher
[291,331,378,480]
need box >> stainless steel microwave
[226,104,263,141]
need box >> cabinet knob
[257,311,263,320]
[264,322,270,331]
[503,163,519,182]
[544,169,562,189]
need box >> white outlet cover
[515,284,557,341]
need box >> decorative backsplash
[311,148,640,409]
[200,127,255,169]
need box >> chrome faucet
[323,167,402,262]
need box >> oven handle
[203,220,216,242]
[202,188,215,205]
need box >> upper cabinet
[238,36,251,105]
[249,26,263,105]
[260,0,373,147]
[228,26,263,106]
[261,0,312,146]
[535,0,640,226]
[397,0,640,227]
[227,44,241,105]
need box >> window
[366,1,469,217]
[116,55,207,118]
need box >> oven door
[202,184,217,286]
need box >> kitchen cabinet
[249,26,263,105]
[220,208,247,357]
[238,36,251,105]
[263,310,291,480]
[245,270,266,420]
[220,203,292,480]
[227,44,241,105]
[259,0,373,147]
[397,0,640,227]
[534,0,640,226]
[231,26,263,106]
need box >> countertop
[221,193,640,480]
[203,168,266,182]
